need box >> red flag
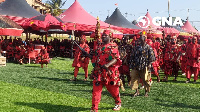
[115,3,118,6]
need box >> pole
[26,30,28,40]
[187,9,189,20]
[71,30,74,59]
[45,32,48,48]
[29,32,31,39]
[41,35,44,42]
[168,0,170,17]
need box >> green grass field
[0,57,200,112]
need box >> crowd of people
[1,30,200,112]
[0,36,113,64]
[0,36,72,61]
[70,30,200,112]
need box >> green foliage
[45,0,66,9]
[0,57,200,111]
[45,0,67,16]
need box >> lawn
[0,57,200,112]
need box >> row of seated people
[1,37,121,63]
[4,43,50,68]
[0,37,72,59]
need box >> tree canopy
[45,0,67,16]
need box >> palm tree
[45,0,67,16]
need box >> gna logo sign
[137,16,184,28]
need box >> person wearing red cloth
[14,45,27,64]
[90,30,122,112]
[131,36,137,46]
[185,37,200,83]
[180,39,188,75]
[6,43,14,59]
[152,38,162,69]
[38,46,50,68]
[118,36,132,88]
[170,37,181,81]
[162,36,181,81]
[147,39,160,82]
[71,35,90,81]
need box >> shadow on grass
[57,72,71,75]
[70,89,92,93]
[167,80,186,84]
[32,76,93,86]
[118,92,132,97]
[69,80,92,86]
[32,76,68,82]
[24,66,40,68]
[57,72,85,76]
[154,98,200,110]
[55,58,68,60]
[15,102,88,112]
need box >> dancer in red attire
[185,37,200,83]
[71,35,90,81]
[147,39,160,82]
[91,30,122,112]
[118,36,132,87]
[163,36,180,81]
[38,46,50,68]
[180,39,188,75]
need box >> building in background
[26,0,50,14]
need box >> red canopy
[181,20,200,35]
[22,14,66,31]
[137,11,161,29]
[59,0,109,30]
[0,16,23,36]
[157,27,180,37]
[59,0,140,34]
[137,11,162,38]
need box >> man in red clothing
[147,39,160,82]
[180,39,188,75]
[185,37,200,83]
[118,36,132,87]
[38,46,50,68]
[71,35,90,81]
[163,36,180,81]
[91,30,122,112]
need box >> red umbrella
[0,16,23,36]
[22,13,67,31]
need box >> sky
[42,0,200,30]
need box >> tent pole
[29,32,31,39]
[71,30,74,59]
[45,32,48,48]
[26,30,28,40]
[41,35,44,42]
